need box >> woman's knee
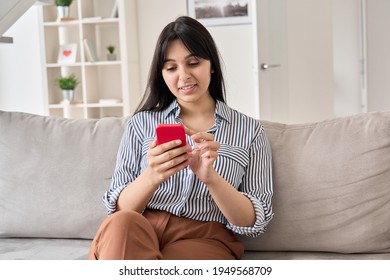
[108,210,144,226]
[90,210,161,260]
[105,210,157,236]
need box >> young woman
[88,16,273,260]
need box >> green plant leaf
[56,73,79,90]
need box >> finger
[153,145,190,167]
[184,126,196,136]
[153,155,190,181]
[148,145,188,166]
[160,153,190,171]
[191,132,214,143]
[194,140,220,152]
[149,139,184,156]
[152,158,190,183]
[200,150,218,160]
[149,140,158,149]
[161,159,190,180]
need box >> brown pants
[88,209,244,260]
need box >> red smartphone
[156,124,186,147]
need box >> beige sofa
[0,109,389,260]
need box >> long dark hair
[135,16,226,113]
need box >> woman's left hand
[187,130,220,184]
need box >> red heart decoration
[63,50,72,57]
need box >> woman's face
[162,39,213,107]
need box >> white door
[254,0,289,123]
[254,0,362,124]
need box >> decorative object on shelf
[56,73,79,103]
[55,0,74,21]
[110,0,119,18]
[106,45,116,61]
[187,0,252,27]
[83,38,99,62]
[57,43,77,64]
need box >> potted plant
[106,45,116,61]
[55,0,74,20]
[56,73,79,102]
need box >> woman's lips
[179,84,196,93]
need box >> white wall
[366,0,390,111]
[286,0,335,123]
[0,6,45,115]
[136,0,187,98]
[333,0,362,117]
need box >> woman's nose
[179,68,191,81]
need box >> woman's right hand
[117,139,191,213]
[146,139,192,185]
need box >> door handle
[260,63,281,70]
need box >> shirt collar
[215,100,231,124]
[162,99,231,124]
[162,99,181,119]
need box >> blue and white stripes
[103,100,273,237]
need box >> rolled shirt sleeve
[103,119,141,214]
[226,125,273,237]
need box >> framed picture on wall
[57,43,77,64]
[187,0,252,26]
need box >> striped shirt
[103,100,273,237]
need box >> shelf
[48,103,84,108]
[86,103,123,108]
[84,61,121,66]
[81,18,119,25]
[49,102,123,108]
[39,0,137,119]
[46,62,83,68]
[43,18,119,27]
[43,20,79,27]
[46,61,121,68]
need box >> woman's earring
[211,69,215,74]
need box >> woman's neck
[178,97,216,133]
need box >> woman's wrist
[142,167,163,189]
[203,169,222,188]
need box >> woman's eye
[165,66,176,71]
[189,61,199,67]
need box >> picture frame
[57,43,77,64]
[187,0,252,27]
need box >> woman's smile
[179,84,196,94]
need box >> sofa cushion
[242,251,390,260]
[239,110,390,254]
[0,238,91,260]
[0,111,129,239]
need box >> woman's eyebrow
[163,54,197,63]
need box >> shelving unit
[38,0,139,119]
